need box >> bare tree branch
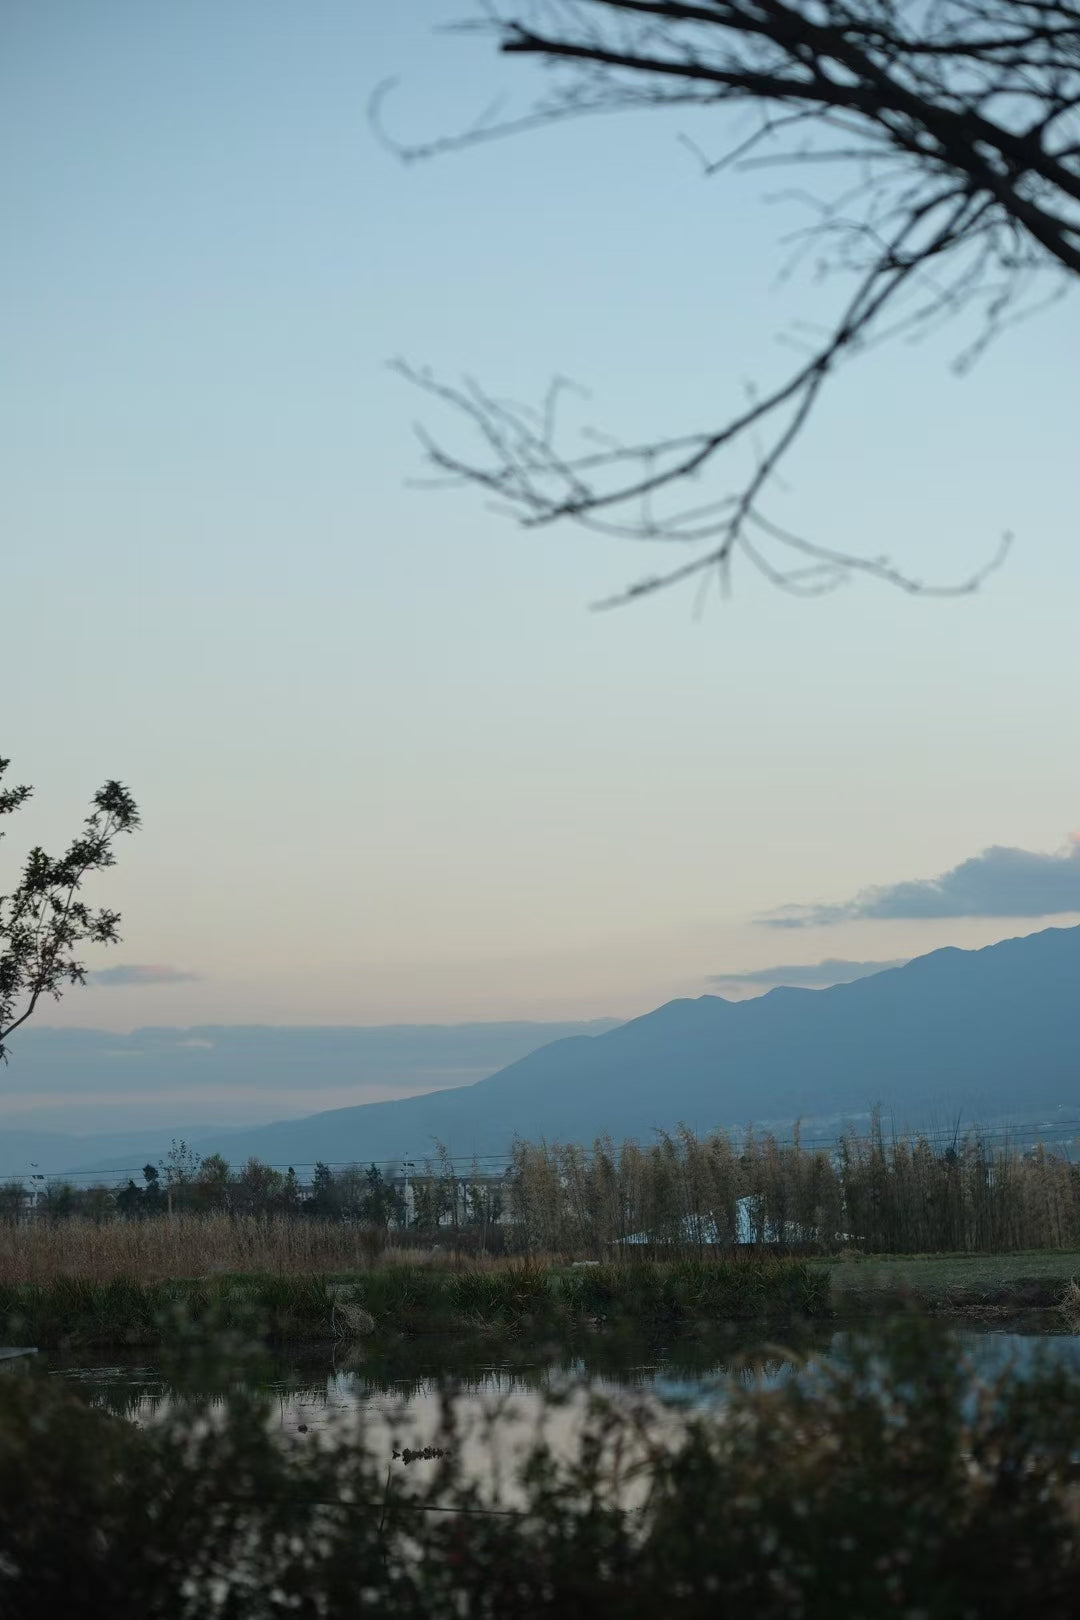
[385,1,1078,601]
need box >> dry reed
[508,1122,1080,1257]
[0,1215,483,1286]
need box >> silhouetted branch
[0,766,140,1059]
[384,1,1078,601]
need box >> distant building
[613,1200,756,1248]
[0,1177,46,1223]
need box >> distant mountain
[63,923,1075,1175]
[0,1019,619,1177]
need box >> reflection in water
[49,1328,833,1507]
[49,1326,828,1426]
[50,1313,1080,1429]
[44,1318,1080,1506]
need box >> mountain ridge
[56,923,1080,1175]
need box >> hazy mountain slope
[0,1020,618,1176]
[126,925,1080,1171]
[3,1021,621,1106]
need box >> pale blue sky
[3,0,1078,1038]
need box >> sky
[2,1,1079,1071]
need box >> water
[47,1331,797,1478]
[48,1314,1080,1438]
[37,1316,1080,1512]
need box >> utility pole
[27,1163,45,1221]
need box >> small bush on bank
[553,1257,829,1328]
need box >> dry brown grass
[0,1216,499,1286]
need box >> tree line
[7,1119,1080,1256]
[1,1141,506,1237]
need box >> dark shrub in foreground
[3,1319,1080,1616]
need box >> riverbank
[4,1248,1078,1351]
[0,1256,828,1350]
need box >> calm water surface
[42,1318,1080,1504]
[50,1315,1080,1435]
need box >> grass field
[826,1249,1080,1311]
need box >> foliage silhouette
[5,1315,1080,1616]
[0,761,139,1060]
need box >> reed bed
[508,1123,1080,1256]
[0,1214,465,1286]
